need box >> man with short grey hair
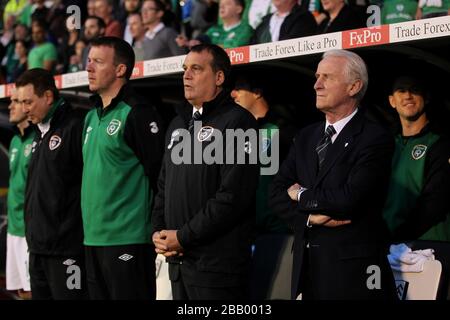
[270,49,397,300]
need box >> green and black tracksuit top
[383,125,450,242]
[7,126,34,237]
[81,84,164,246]
[25,99,86,256]
[255,110,294,235]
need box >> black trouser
[297,243,314,300]
[85,244,156,300]
[170,263,248,300]
[29,253,88,300]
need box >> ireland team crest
[24,144,32,157]
[49,135,62,150]
[197,126,214,142]
[107,119,121,136]
[411,144,427,160]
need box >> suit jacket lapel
[307,124,323,183]
[315,111,364,185]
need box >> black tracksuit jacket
[25,99,86,256]
[152,90,260,286]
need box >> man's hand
[287,183,301,201]
[152,230,184,257]
[323,219,351,227]
[309,214,351,228]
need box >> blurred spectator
[68,39,86,72]
[8,40,29,82]
[382,0,418,24]
[30,0,49,25]
[28,19,57,71]
[416,0,450,19]
[1,15,16,48]
[56,16,81,74]
[160,0,182,32]
[46,0,67,40]
[187,0,218,38]
[247,0,275,29]
[81,16,106,69]
[128,13,148,60]
[206,0,253,48]
[251,0,317,44]
[87,0,96,16]
[317,0,366,34]
[140,0,185,59]
[1,23,29,83]
[94,0,124,38]
[3,0,28,25]
[177,0,253,49]
[17,0,34,27]
[121,0,143,44]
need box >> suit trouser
[85,244,156,300]
[297,243,315,300]
[29,253,88,300]
[169,263,248,300]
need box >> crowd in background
[0,0,449,84]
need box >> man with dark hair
[81,16,106,69]
[140,0,185,59]
[16,68,87,300]
[231,74,294,235]
[82,36,164,300]
[152,43,259,300]
[383,75,450,242]
[28,19,57,71]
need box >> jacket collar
[34,98,68,137]
[13,123,34,140]
[176,89,232,123]
[89,83,131,118]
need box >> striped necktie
[316,125,336,170]
[188,111,202,132]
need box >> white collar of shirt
[37,121,51,138]
[192,107,203,116]
[223,21,241,31]
[145,22,164,40]
[269,11,289,42]
[326,108,358,143]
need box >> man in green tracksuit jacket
[383,75,450,242]
[82,37,165,300]
[6,90,34,298]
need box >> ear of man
[216,70,225,87]
[116,64,127,79]
[348,79,363,98]
[45,89,55,106]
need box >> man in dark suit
[270,49,397,300]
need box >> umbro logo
[118,254,134,261]
[63,259,76,266]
